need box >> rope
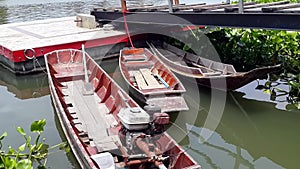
[122,10,135,48]
[34,57,47,75]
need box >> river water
[0,0,299,169]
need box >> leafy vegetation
[243,0,300,3]
[165,24,300,109]
[219,0,300,109]
[0,119,69,169]
[206,27,300,108]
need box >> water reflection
[186,125,284,169]
[53,108,81,169]
[172,86,300,169]
[0,65,49,99]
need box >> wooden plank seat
[94,135,121,152]
[146,96,189,112]
[139,69,161,86]
[132,71,148,90]
[122,54,147,62]
[62,80,120,152]
[53,63,86,79]
[124,61,154,70]
[74,80,119,147]
[132,69,166,90]
[54,70,86,79]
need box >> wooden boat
[45,47,200,169]
[149,42,281,91]
[119,48,189,113]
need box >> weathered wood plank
[94,135,121,152]
[122,54,146,62]
[140,69,159,86]
[124,61,154,70]
[133,71,148,90]
[64,80,119,152]
[53,63,85,79]
[146,96,189,112]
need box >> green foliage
[0,119,69,169]
[30,119,46,134]
[206,27,300,107]
[243,0,300,3]
[166,23,300,108]
[207,29,298,70]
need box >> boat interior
[47,50,134,155]
[120,48,185,94]
[150,42,238,77]
[45,49,197,168]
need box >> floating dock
[92,1,300,30]
[0,16,128,74]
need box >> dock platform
[0,16,128,74]
[92,1,300,30]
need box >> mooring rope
[122,10,135,48]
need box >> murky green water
[1,0,299,169]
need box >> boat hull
[119,48,189,112]
[45,48,199,169]
[196,66,280,91]
[151,43,281,91]
[49,84,92,168]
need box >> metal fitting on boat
[24,48,36,60]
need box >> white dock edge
[0,16,125,51]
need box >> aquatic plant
[0,119,69,169]
[165,24,300,109]
[206,27,300,108]
[244,0,300,3]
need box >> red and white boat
[119,48,189,113]
[45,47,200,169]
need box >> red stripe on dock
[11,34,129,62]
